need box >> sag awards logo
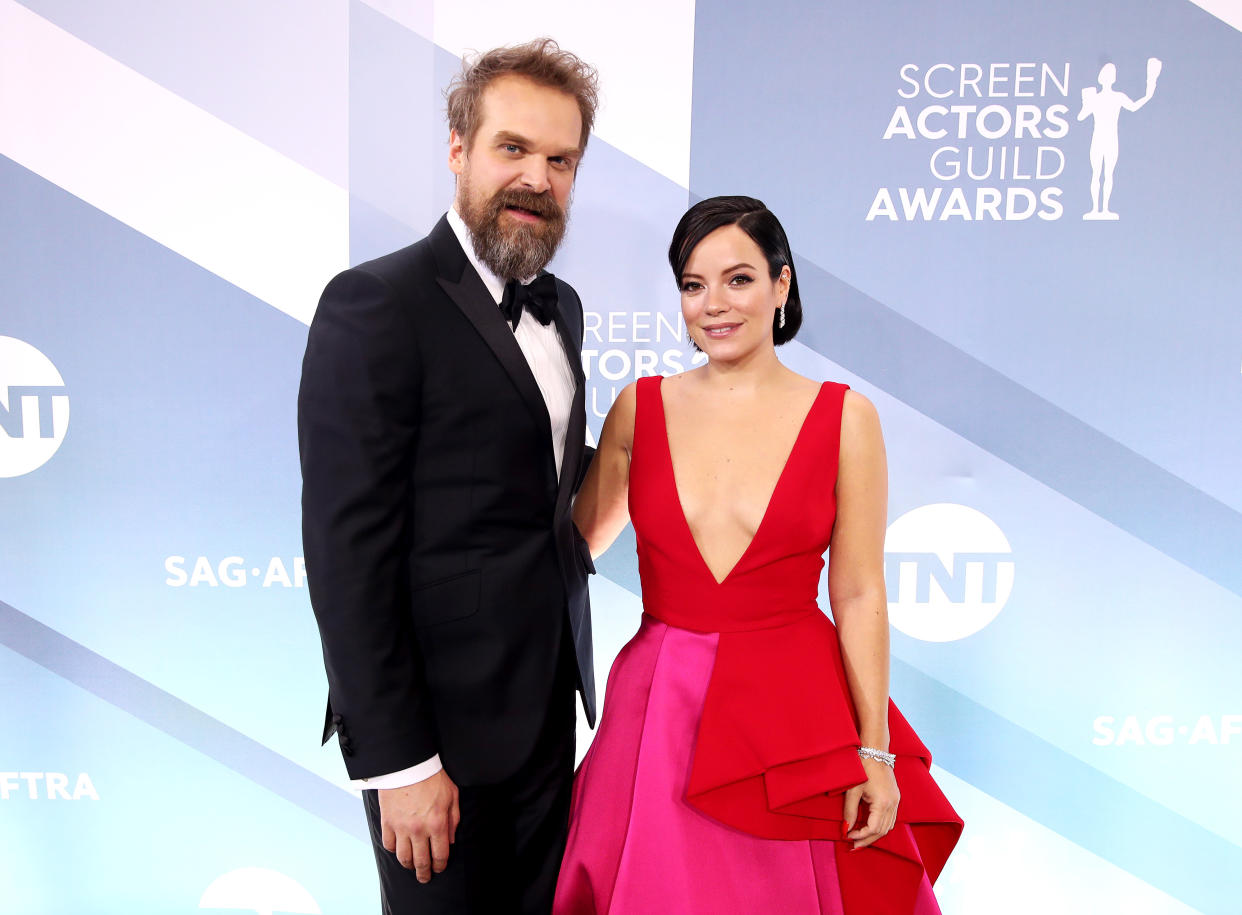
[0,771,98,800]
[0,335,70,477]
[1092,714,1242,747]
[884,503,1015,641]
[199,867,321,915]
[582,310,705,444]
[866,57,1162,222]
[165,555,306,588]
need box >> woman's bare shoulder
[601,380,639,451]
[612,379,639,415]
[839,389,885,456]
[841,388,879,423]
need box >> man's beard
[458,177,568,281]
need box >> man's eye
[503,144,521,154]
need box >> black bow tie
[500,274,558,330]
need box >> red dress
[554,377,963,914]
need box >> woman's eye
[729,274,753,286]
[680,281,702,293]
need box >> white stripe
[1188,0,1242,32]
[0,0,347,326]
[360,0,433,37]
[432,0,696,189]
[931,766,1202,914]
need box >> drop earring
[778,303,786,329]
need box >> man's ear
[448,128,467,176]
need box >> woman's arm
[827,390,898,848]
[573,381,636,558]
[828,390,891,747]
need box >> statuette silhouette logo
[1079,58,1162,219]
[884,503,1015,642]
[0,336,70,477]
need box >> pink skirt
[554,617,943,913]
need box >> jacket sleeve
[298,267,437,779]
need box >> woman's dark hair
[667,195,802,345]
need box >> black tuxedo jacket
[298,215,596,786]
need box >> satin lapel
[557,383,587,514]
[550,296,585,388]
[551,286,587,513]
[430,219,552,441]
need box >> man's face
[450,75,583,280]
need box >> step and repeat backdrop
[2,0,1240,912]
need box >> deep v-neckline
[657,377,828,586]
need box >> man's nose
[518,158,552,194]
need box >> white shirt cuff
[349,754,443,790]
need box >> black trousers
[362,666,577,914]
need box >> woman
[554,197,962,914]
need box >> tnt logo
[884,503,1015,641]
[0,336,70,477]
[199,867,321,915]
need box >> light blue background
[2,1,1239,912]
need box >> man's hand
[379,769,461,883]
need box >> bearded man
[298,39,598,914]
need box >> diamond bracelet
[858,746,897,768]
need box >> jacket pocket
[411,568,481,627]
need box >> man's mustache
[492,189,562,221]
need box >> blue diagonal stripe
[789,256,1242,600]
[892,656,1239,915]
[0,598,367,843]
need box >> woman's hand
[842,757,900,850]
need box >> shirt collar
[446,206,507,305]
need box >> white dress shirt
[352,209,577,790]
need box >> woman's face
[679,225,790,361]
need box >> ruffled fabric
[688,611,962,915]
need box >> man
[298,39,598,913]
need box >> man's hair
[446,38,599,154]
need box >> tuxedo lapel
[556,384,587,514]
[430,217,553,444]
[550,298,585,388]
[551,281,587,514]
